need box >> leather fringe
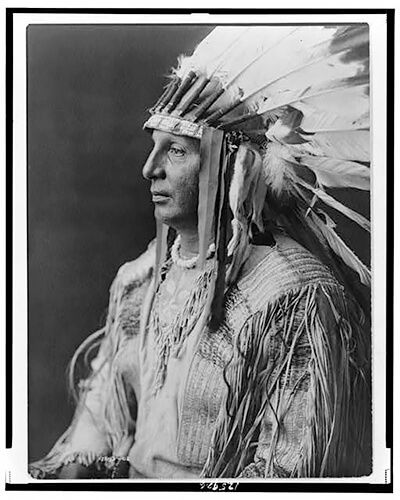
[201,282,371,478]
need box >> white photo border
[6,8,393,492]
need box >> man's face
[142,130,201,232]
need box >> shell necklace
[171,235,216,269]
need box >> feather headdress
[143,24,370,324]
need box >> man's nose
[142,148,166,180]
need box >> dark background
[27,24,370,463]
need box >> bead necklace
[171,235,216,269]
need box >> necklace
[171,235,216,269]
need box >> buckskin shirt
[29,233,371,479]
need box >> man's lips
[151,191,170,202]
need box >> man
[30,24,371,479]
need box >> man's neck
[178,229,200,258]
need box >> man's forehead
[151,129,199,144]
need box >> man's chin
[153,206,173,226]
[153,208,194,232]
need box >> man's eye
[168,146,185,157]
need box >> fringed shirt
[29,234,371,479]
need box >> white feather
[299,156,370,190]
[263,142,298,197]
[289,130,370,162]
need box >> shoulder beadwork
[238,234,341,312]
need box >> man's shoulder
[237,233,340,307]
[111,240,156,293]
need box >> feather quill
[296,179,370,231]
[309,211,371,286]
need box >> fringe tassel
[201,282,370,478]
[29,447,129,480]
[151,266,215,394]
[29,444,103,479]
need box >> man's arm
[29,242,156,479]
[203,277,370,478]
[238,284,370,478]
